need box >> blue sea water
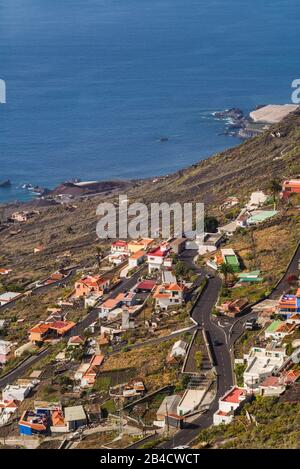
[0,0,299,203]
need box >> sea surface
[0,0,299,203]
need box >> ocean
[0,0,299,203]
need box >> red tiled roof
[136,280,156,290]
[112,240,128,247]
[260,376,281,387]
[221,387,246,403]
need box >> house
[278,290,300,318]
[68,335,86,348]
[99,292,136,318]
[19,410,48,436]
[64,405,87,431]
[215,248,240,272]
[265,320,295,340]
[237,271,263,283]
[0,291,22,306]
[135,279,156,293]
[11,211,35,223]
[246,191,268,210]
[0,268,11,276]
[97,334,110,349]
[109,240,129,265]
[162,271,177,284]
[84,293,102,308]
[29,321,75,343]
[147,244,172,273]
[247,210,278,225]
[74,275,110,298]
[217,298,248,318]
[287,314,300,325]
[122,379,145,398]
[50,410,67,433]
[243,346,286,391]
[29,323,51,343]
[111,240,128,254]
[170,340,188,358]
[128,238,154,253]
[213,387,247,426]
[281,179,300,199]
[282,369,300,385]
[197,232,225,255]
[99,297,122,317]
[80,354,104,388]
[74,363,91,382]
[259,376,286,396]
[0,400,19,426]
[33,245,44,253]
[49,321,76,337]
[169,238,186,255]
[155,395,182,428]
[0,339,12,364]
[153,283,185,310]
[128,250,146,270]
[2,383,33,402]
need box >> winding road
[161,241,300,448]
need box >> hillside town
[0,175,300,449]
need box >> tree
[95,245,103,268]
[268,179,282,209]
[219,262,235,286]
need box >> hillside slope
[127,110,300,210]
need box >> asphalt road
[0,267,145,390]
[160,250,233,448]
[162,242,300,448]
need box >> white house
[0,339,12,364]
[2,384,32,402]
[213,387,247,426]
[153,283,185,310]
[147,244,172,273]
[264,320,294,341]
[109,240,129,265]
[246,191,268,210]
[197,232,225,255]
[64,405,87,431]
[128,250,146,270]
[259,376,286,397]
[243,346,286,391]
[170,340,188,358]
[0,400,19,426]
[0,292,22,306]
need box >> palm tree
[219,262,235,286]
[95,246,103,268]
[268,179,282,210]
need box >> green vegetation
[234,363,246,386]
[193,397,300,449]
[92,376,111,392]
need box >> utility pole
[118,385,123,438]
[165,401,169,435]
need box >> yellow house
[128,238,154,254]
